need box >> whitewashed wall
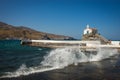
[111,41,120,45]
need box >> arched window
[87,31,89,34]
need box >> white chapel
[83,25,97,35]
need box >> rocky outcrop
[82,32,109,44]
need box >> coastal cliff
[0,22,75,40]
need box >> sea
[0,40,120,80]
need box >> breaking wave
[0,47,118,78]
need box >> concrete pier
[21,40,120,49]
[21,40,100,48]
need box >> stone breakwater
[21,40,120,51]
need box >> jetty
[21,25,120,51]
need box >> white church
[83,25,97,35]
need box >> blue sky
[0,0,120,40]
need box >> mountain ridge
[0,22,75,40]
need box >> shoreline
[1,58,120,80]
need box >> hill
[0,22,75,40]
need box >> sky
[0,0,120,40]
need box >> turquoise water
[0,40,50,76]
[0,40,120,80]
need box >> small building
[83,25,97,35]
[82,25,109,44]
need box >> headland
[21,25,120,51]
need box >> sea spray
[0,47,118,78]
[41,47,118,67]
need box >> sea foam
[0,47,118,78]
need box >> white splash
[0,47,118,78]
[1,64,59,78]
[41,47,118,67]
